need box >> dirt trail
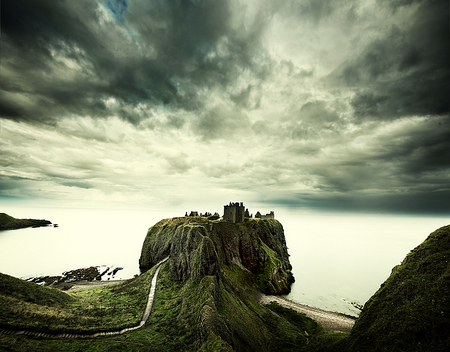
[258,294,356,333]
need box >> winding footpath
[0,258,168,339]
[258,294,356,333]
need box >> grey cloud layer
[1,0,272,124]
[1,0,449,213]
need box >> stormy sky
[1,0,449,214]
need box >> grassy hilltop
[345,224,450,352]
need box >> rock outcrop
[347,225,450,352]
[138,215,305,350]
[0,213,52,231]
[139,216,294,295]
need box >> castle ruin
[223,202,274,223]
[223,202,246,223]
[184,202,274,223]
[255,211,275,220]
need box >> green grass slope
[1,262,323,352]
[0,266,156,334]
[345,225,450,352]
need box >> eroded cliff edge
[139,216,294,295]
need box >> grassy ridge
[304,224,450,352]
[0,266,156,333]
[346,225,450,352]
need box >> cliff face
[139,216,294,295]
[347,225,450,352]
[137,216,316,351]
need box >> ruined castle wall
[223,206,236,222]
[223,202,245,223]
[260,212,275,220]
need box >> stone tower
[223,202,246,223]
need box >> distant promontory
[0,213,52,231]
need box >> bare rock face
[139,217,294,295]
[169,224,219,282]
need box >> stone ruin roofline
[184,202,274,223]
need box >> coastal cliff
[316,225,450,352]
[136,216,322,351]
[139,216,294,294]
[345,225,450,352]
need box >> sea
[0,206,448,317]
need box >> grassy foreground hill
[346,224,450,352]
[310,224,450,352]
[0,213,51,230]
[0,217,323,351]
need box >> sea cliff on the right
[344,224,450,352]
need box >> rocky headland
[0,213,52,231]
[1,215,324,352]
[139,216,295,294]
[137,215,318,351]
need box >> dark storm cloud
[330,0,450,120]
[274,0,337,24]
[0,0,272,126]
[60,181,93,189]
[310,0,450,215]
[230,85,262,110]
[193,104,251,141]
[1,0,113,122]
[301,116,450,196]
[382,117,450,176]
[269,190,450,215]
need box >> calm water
[0,207,172,280]
[0,206,448,316]
[277,211,449,315]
